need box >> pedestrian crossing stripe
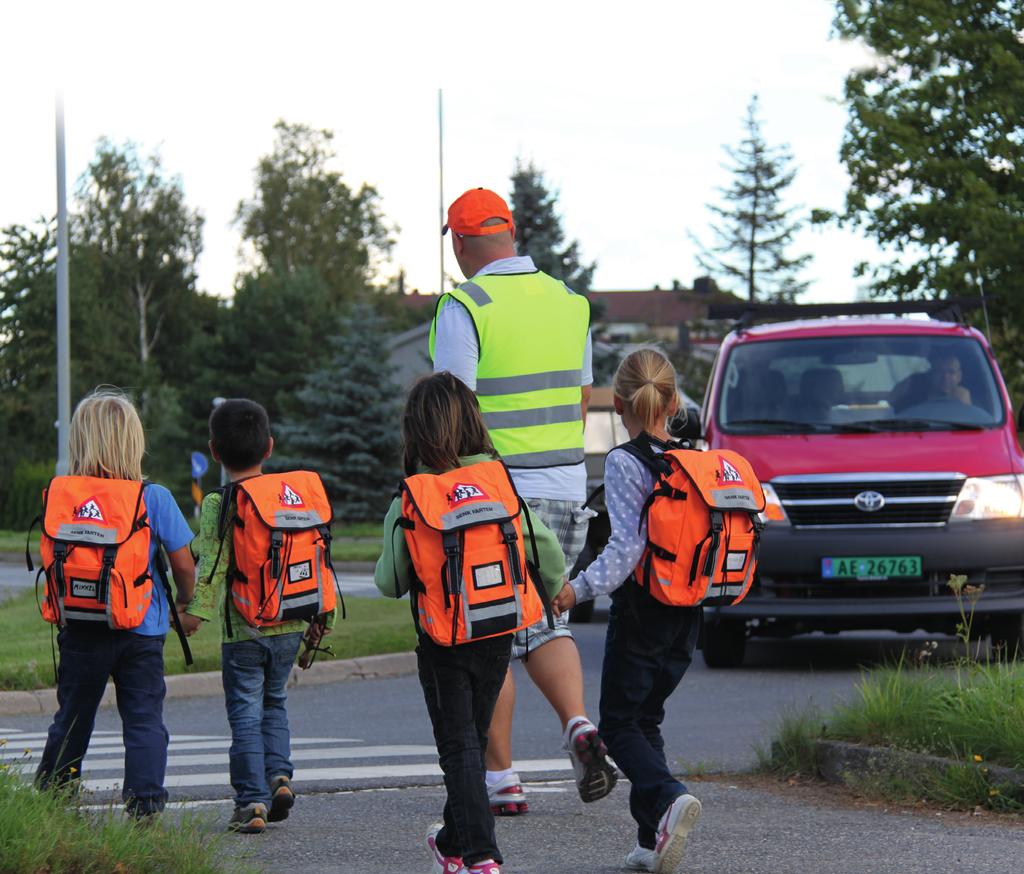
[0,731,574,797]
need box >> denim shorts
[512,497,593,660]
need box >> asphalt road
[4,608,1017,873]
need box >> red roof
[591,290,707,327]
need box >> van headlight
[759,483,788,524]
[950,475,1024,521]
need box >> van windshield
[718,335,1004,434]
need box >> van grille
[773,474,965,528]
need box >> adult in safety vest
[431,188,617,814]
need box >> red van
[698,301,1024,666]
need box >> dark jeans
[221,633,303,807]
[599,587,700,849]
[417,633,511,866]
[36,626,169,816]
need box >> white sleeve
[569,450,652,603]
[432,298,479,391]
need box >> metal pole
[438,88,445,294]
[55,92,71,476]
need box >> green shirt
[374,453,567,602]
[187,490,335,643]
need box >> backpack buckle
[270,530,284,579]
[710,512,724,533]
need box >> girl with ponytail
[553,348,703,873]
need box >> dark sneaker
[228,802,268,834]
[565,718,618,803]
[268,775,295,822]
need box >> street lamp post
[55,92,71,475]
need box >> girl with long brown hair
[374,372,566,874]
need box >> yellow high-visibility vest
[430,271,590,468]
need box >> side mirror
[668,405,702,441]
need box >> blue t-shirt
[134,483,194,637]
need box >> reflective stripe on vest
[430,271,590,469]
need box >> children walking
[180,398,337,834]
[553,349,704,873]
[374,372,567,874]
[34,388,196,818]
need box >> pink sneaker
[565,718,618,803]
[487,772,528,815]
[653,793,702,873]
[426,823,465,874]
[466,861,501,874]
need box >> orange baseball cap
[442,188,515,236]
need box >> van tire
[701,619,747,668]
[990,613,1024,661]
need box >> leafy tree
[204,267,339,425]
[691,96,812,302]
[74,140,204,376]
[236,121,393,303]
[829,1,1024,311]
[510,160,597,295]
[275,303,401,522]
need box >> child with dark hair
[180,398,334,834]
[375,372,567,874]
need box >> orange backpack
[620,438,766,607]
[217,471,340,629]
[31,477,154,629]
[397,459,551,647]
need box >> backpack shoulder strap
[615,433,673,478]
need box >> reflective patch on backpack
[73,496,106,522]
[56,523,118,543]
[288,560,312,583]
[719,458,743,484]
[447,483,487,506]
[472,561,506,590]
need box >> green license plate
[821,555,922,580]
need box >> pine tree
[692,96,811,302]
[510,160,596,294]
[274,303,401,522]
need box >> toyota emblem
[854,490,886,513]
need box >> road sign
[190,452,209,480]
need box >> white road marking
[79,744,439,770]
[84,757,572,792]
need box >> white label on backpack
[73,496,106,522]
[71,578,99,599]
[473,562,505,590]
[288,560,312,583]
[725,551,747,572]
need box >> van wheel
[990,613,1024,660]
[569,599,595,624]
[701,619,747,668]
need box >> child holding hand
[554,349,703,874]
[375,372,566,874]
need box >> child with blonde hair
[554,349,702,873]
[34,388,195,819]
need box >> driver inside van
[891,353,972,411]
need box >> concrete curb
[815,739,1024,793]
[0,651,417,717]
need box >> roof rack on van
[707,298,984,331]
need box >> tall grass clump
[0,762,254,873]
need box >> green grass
[0,529,25,555]
[760,661,1024,811]
[0,767,255,874]
[0,590,415,691]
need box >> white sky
[2,0,881,303]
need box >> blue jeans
[599,587,700,849]
[221,633,303,807]
[36,627,169,816]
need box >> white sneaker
[653,793,702,873]
[487,772,528,816]
[565,718,618,803]
[426,822,466,874]
[624,841,657,871]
